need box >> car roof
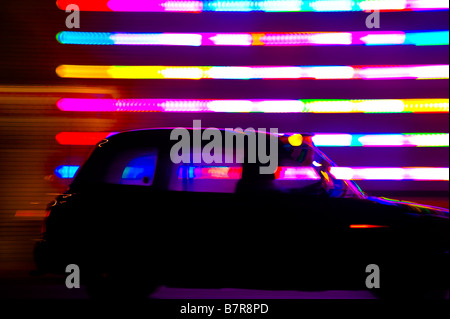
[100,129,318,151]
[106,128,314,144]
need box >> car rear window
[95,148,159,186]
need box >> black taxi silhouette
[34,128,449,299]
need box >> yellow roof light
[288,134,303,147]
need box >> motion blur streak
[0,85,119,95]
[330,167,450,181]
[56,30,450,46]
[55,65,450,80]
[56,98,450,113]
[55,132,113,145]
[349,225,389,229]
[314,133,450,147]
[55,0,450,12]
[178,167,320,180]
[55,132,450,147]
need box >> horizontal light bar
[56,165,450,181]
[55,165,80,179]
[56,132,113,145]
[350,224,389,229]
[330,167,450,181]
[314,133,450,147]
[56,132,450,147]
[177,166,321,180]
[56,31,450,47]
[276,167,321,180]
[56,98,450,113]
[56,0,449,12]
[56,65,450,80]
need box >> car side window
[119,153,158,186]
[168,146,244,193]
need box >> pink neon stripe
[355,65,449,79]
[260,32,407,46]
[54,132,449,147]
[56,0,449,12]
[355,32,406,45]
[275,167,321,180]
[357,135,413,147]
[58,31,449,47]
[57,98,210,112]
[179,167,449,181]
[56,98,449,113]
[207,33,253,46]
[191,167,243,180]
[406,0,449,11]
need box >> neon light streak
[330,167,450,181]
[177,167,320,180]
[56,132,449,147]
[349,225,389,229]
[275,167,321,180]
[356,133,450,147]
[55,0,449,12]
[55,132,113,145]
[312,134,354,146]
[56,65,450,80]
[56,31,450,46]
[56,98,450,113]
[314,133,450,147]
[55,166,80,179]
[56,165,450,180]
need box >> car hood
[367,196,449,218]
